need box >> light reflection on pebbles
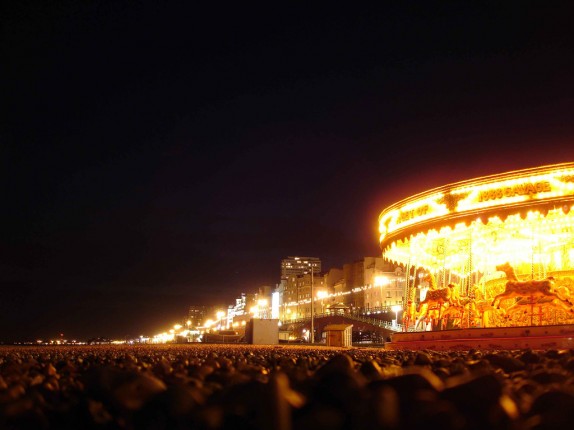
[1,344,574,429]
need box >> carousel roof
[379,162,574,250]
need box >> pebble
[1,345,574,429]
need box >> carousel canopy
[379,162,574,281]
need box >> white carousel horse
[492,262,573,310]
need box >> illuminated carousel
[379,162,574,349]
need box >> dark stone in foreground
[2,344,574,429]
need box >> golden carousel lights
[379,162,574,330]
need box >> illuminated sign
[271,291,280,319]
[379,163,574,245]
[397,205,430,223]
[478,181,551,202]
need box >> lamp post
[391,305,402,328]
[311,264,315,343]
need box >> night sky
[2,2,573,341]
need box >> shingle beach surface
[2,344,574,429]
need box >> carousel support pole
[467,232,473,327]
[437,303,443,331]
[554,308,557,325]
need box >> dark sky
[2,2,573,341]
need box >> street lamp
[391,305,402,327]
[317,290,328,314]
[310,264,316,343]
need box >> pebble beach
[2,344,574,429]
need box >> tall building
[280,256,321,320]
[283,271,327,319]
[280,256,321,280]
[298,271,327,318]
[187,305,207,328]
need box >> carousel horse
[502,296,574,326]
[504,295,574,316]
[419,273,461,304]
[442,288,478,328]
[423,272,440,289]
[402,299,417,331]
[439,302,468,329]
[555,285,574,302]
[468,285,495,327]
[401,275,419,331]
[416,273,459,328]
[492,262,573,310]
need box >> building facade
[187,305,207,328]
[280,256,321,279]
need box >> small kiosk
[245,319,279,345]
[323,324,353,347]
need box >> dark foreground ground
[2,344,574,429]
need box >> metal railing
[281,312,403,332]
[344,313,403,332]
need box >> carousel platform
[386,324,574,351]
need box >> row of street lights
[150,290,403,344]
[150,308,229,343]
